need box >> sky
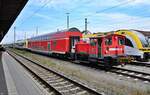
[2,0,150,44]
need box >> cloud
[127,0,150,5]
[78,12,150,32]
[30,0,82,11]
[95,12,141,21]
[35,13,52,20]
[3,0,150,44]
[30,0,150,11]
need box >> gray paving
[0,52,8,95]
[2,52,46,95]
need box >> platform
[0,52,8,95]
[1,52,47,95]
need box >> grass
[11,48,150,95]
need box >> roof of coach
[115,29,150,37]
[28,27,80,41]
[67,27,81,32]
[54,27,80,33]
[132,30,150,37]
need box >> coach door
[70,36,80,53]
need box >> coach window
[105,37,112,45]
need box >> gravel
[13,49,150,95]
[117,64,150,74]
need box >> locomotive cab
[88,34,131,66]
[103,34,125,57]
[103,34,134,65]
[75,33,132,66]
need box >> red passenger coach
[28,27,82,58]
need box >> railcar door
[70,36,80,53]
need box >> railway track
[9,48,150,85]
[110,67,150,83]
[72,60,150,83]
[73,61,150,83]
[129,61,150,68]
[7,50,103,95]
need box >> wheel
[104,57,113,67]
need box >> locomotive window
[105,37,112,45]
[118,37,125,45]
[90,39,97,46]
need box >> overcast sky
[2,0,150,43]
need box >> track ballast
[7,50,103,95]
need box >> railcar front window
[132,30,149,47]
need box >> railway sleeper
[48,78,65,83]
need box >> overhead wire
[97,13,150,30]
[45,0,136,30]
[19,0,137,32]
[69,0,136,25]
[79,0,150,31]
[18,0,53,27]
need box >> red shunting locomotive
[75,34,130,66]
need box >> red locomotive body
[102,34,125,57]
[28,28,82,57]
[75,34,128,65]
